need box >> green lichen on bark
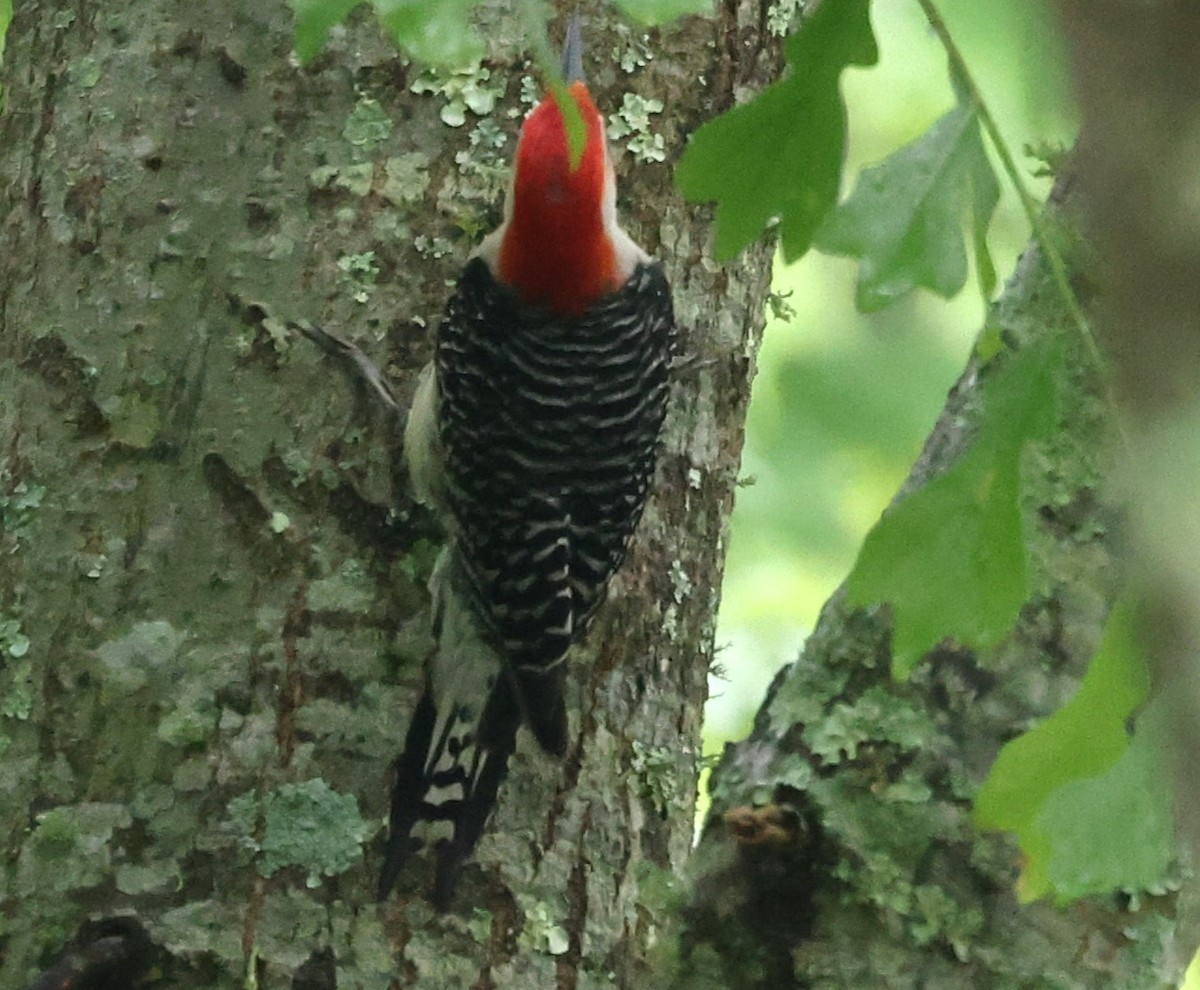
[0,1,771,987]
[678,190,1173,988]
[229,778,371,886]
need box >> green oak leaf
[291,0,484,67]
[290,0,363,63]
[675,0,878,262]
[975,600,1172,902]
[815,102,1000,311]
[1036,696,1173,902]
[969,142,999,301]
[548,77,587,173]
[846,441,1025,678]
[290,0,708,75]
[614,0,714,24]
[845,338,1062,678]
[374,0,484,67]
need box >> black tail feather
[432,679,521,908]
[514,666,568,757]
[378,675,522,906]
[378,685,437,899]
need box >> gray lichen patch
[14,802,133,896]
[382,153,433,206]
[0,617,33,734]
[410,64,501,127]
[228,778,371,888]
[115,858,183,896]
[343,96,395,155]
[803,684,934,764]
[515,897,571,956]
[153,899,245,974]
[0,476,45,545]
[95,620,186,693]
[607,93,666,164]
[308,557,377,612]
[157,686,220,748]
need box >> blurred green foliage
[675,0,878,261]
[976,599,1173,903]
[611,0,713,25]
[291,0,484,66]
[846,338,1062,678]
[0,0,10,104]
[708,0,1075,745]
[814,99,999,309]
[290,0,711,67]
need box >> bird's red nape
[498,81,618,315]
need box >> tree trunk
[0,1,775,987]
[677,166,1187,988]
[1056,0,1200,967]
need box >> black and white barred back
[381,257,675,904]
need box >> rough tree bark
[7,2,1185,989]
[1055,0,1200,968]
[1056,0,1200,914]
[0,1,775,987]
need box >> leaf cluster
[674,0,1162,908]
[289,0,710,69]
[975,601,1173,903]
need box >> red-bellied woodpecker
[380,18,676,906]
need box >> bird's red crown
[498,82,619,316]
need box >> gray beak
[561,15,585,84]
